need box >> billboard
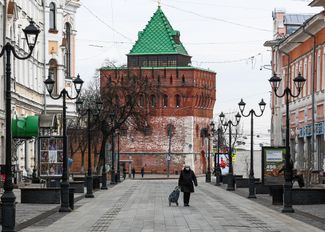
[39,136,64,176]
[261,146,286,186]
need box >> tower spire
[158,0,161,7]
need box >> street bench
[269,185,325,205]
[255,182,270,194]
[222,175,243,185]
[69,181,85,193]
[21,187,61,204]
[235,178,260,188]
[20,187,76,207]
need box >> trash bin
[69,188,75,210]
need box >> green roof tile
[129,7,189,56]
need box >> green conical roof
[129,7,189,56]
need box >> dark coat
[178,169,197,193]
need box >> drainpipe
[43,0,47,114]
[278,48,290,146]
[302,27,316,172]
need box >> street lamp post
[219,112,241,191]
[116,129,121,182]
[109,112,116,185]
[0,20,40,231]
[206,127,211,183]
[76,98,103,198]
[238,98,266,198]
[210,122,222,186]
[167,124,172,178]
[269,73,305,213]
[44,73,84,212]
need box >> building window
[49,3,56,30]
[64,23,72,79]
[182,75,185,84]
[150,95,156,107]
[49,59,58,95]
[175,95,181,107]
[163,94,168,107]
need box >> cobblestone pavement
[5,188,84,230]
[220,179,325,231]
[20,177,322,232]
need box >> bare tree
[96,67,159,172]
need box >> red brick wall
[75,66,217,175]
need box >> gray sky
[75,0,322,136]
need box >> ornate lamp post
[76,98,103,198]
[167,124,172,178]
[238,98,266,198]
[205,127,211,183]
[210,122,223,186]
[116,129,121,182]
[107,112,116,186]
[219,112,241,191]
[269,73,305,213]
[44,73,84,212]
[0,20,40,231]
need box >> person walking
[131,167,136,179]
[123,166,127,180]
[178,165,197,207]
[141,167,144,178]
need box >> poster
[217,153,229,175]
[39,137,64,176]
[262,146,286,185]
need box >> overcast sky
[75,0,322,136]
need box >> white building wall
[233,150,262,179]
[0,0,80,176]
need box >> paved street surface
[20,177,322,232]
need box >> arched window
[170,75,173,84]
[49,3,56,30]
[175,95,181,107]
[49,59,58,95]
[150,95,156,108]
[182,75,185,84]
[64,23,71,79]
[163,94,168,107]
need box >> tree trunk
[96,133,108,174]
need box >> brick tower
[100,6,216,175]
